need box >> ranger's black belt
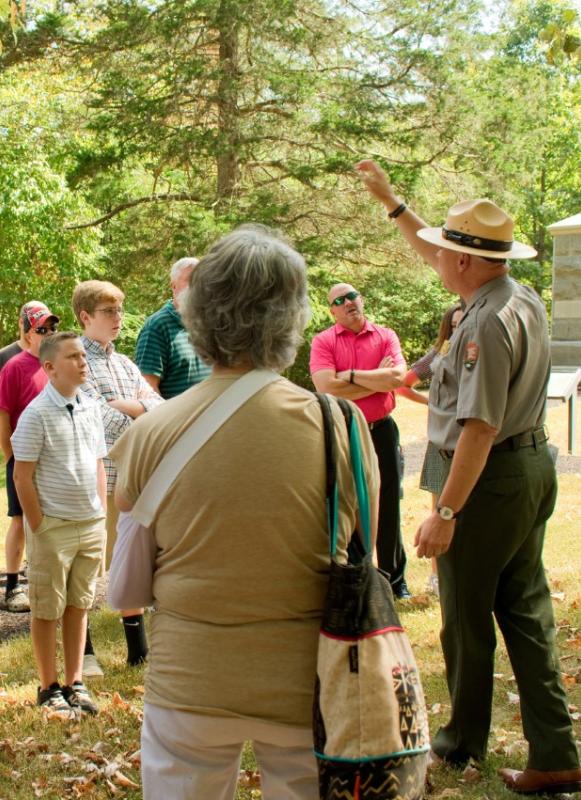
[439,426,548,460]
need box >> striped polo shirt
[135,300,211,398]
[11,382,107,521]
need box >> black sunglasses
[330,291,360,307]
[33,325,59,335]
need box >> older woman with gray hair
[109,224,379,800]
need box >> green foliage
[0,68,103,339]
[540,5,581,64]
[0,0,578,353]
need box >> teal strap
[348,414,372,553]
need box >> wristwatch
[436,505,458,521]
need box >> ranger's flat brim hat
[417,199,537,260]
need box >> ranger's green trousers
[432,441,580,770]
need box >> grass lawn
[0,399,579,799]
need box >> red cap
[20,302,60,332]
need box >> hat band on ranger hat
[443,228,512,253]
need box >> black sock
[122,614,148,665]
[84,624,95,656]
[5,573,18,595]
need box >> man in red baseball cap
[0,302,59,611]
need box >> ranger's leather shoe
[498,766,581,795]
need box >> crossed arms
[312,356,406,398]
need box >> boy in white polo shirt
[12,332,107,717]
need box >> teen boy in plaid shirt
[73,280,163,673]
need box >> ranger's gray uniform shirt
[428,275,550,451]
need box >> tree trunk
[216,1,240,200]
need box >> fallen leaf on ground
[132,685,145,695]
[111,692,129,710]
[410,593,431,607]
[72,780,98,797]
[429,702,442,714]
[507,691,520,704]
[0,739,16,758]
[105,779,121,795]
[461,766,481,783]
[114,770,140,789]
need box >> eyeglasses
[33,325,58,335]
[95,306,124,318]
[330,291,360,307]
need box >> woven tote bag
[313,394,430,800]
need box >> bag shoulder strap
[315,392,339,555]
[315,393,372,556]
[132,370,280,525]
[337,399,372,552]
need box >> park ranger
[356,159,581,797]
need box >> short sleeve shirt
[428,276,550,450]
[135,301,211,399]
[310,320,405,423]
[410,347,439,383]
[0,350,48,431]
[11,383,107,520]
[80,336,164,494]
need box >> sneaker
[5,586,30,612]
[37,683,78,718]
[426,573,440,597]
[62,681,99,715]
[82,653,104,680]
[393,580,412,600]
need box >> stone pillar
[548,213,581,366]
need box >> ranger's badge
[464,341,479,370]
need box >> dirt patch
[0,574,108,644]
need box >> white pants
[141,703,319,800]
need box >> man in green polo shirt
[135,258,211,398]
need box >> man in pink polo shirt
[310,283,410,598]
[0,302,59,612]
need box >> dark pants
[432,442,579,770]
[6,456,22,517]
[369,416,407,590]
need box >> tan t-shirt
[110,374,379,727]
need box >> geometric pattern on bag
[313,394,429,800]
[317,752,428,800]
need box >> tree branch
[63,193,202,230]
